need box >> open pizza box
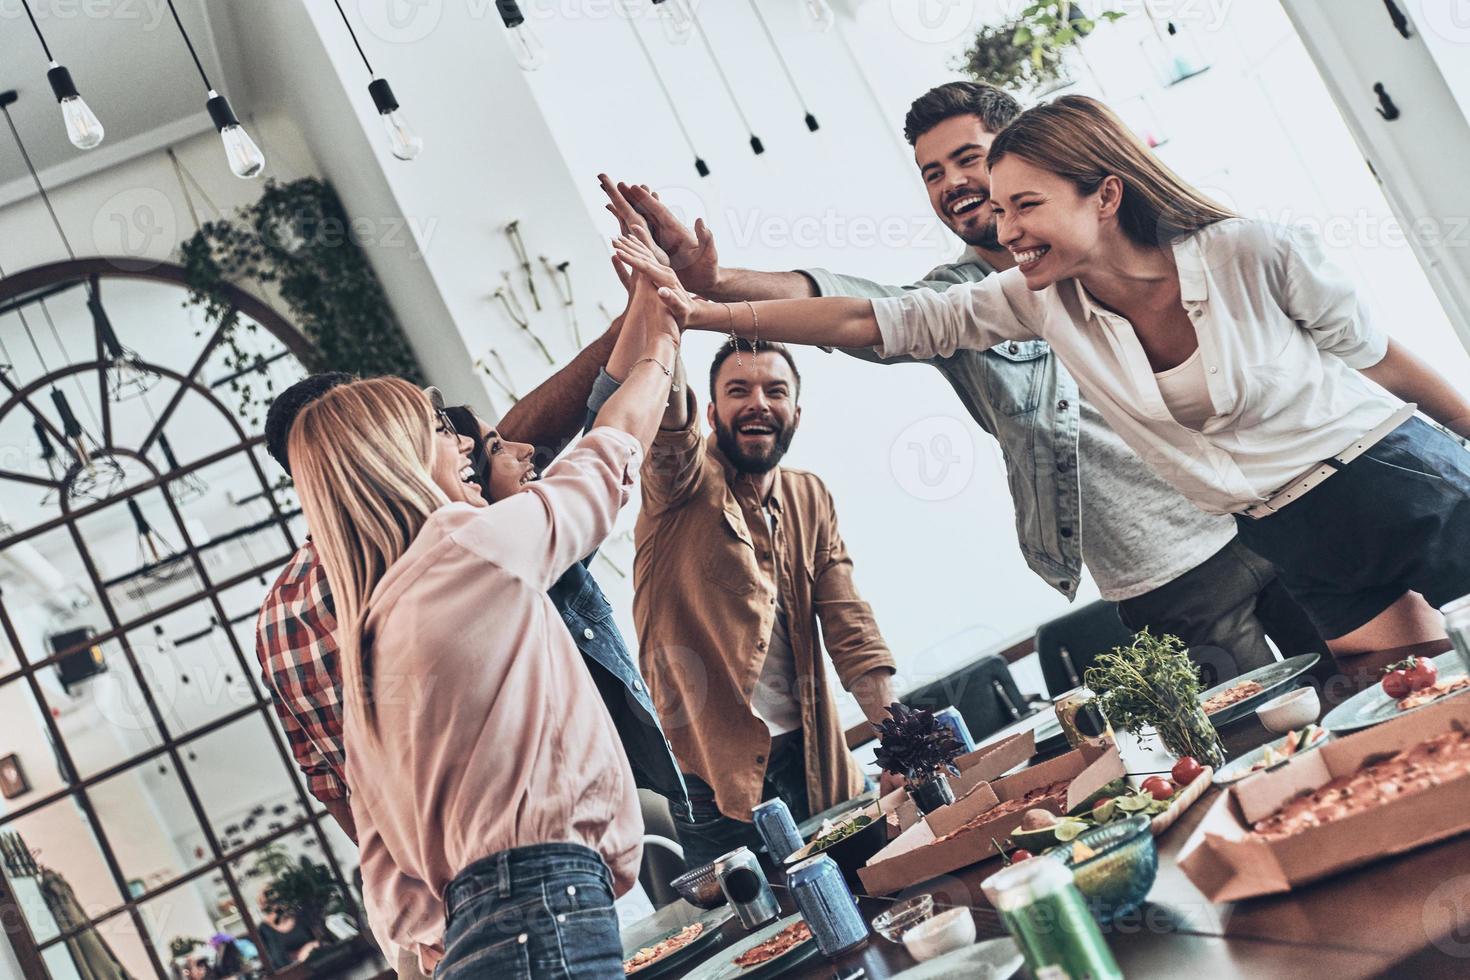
[858,743,1124,895]
[887,730,1040,833]
[1178,691,1470,902]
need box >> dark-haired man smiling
[591,335,897,867]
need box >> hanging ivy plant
[957,2,1125,93]
[178,177,424,424]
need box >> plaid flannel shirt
[255,542,348,804]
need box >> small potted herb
[1084,630,1226,768]
[875,703,965,814]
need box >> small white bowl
[901,906,977,962]
[1256,686,1320,733]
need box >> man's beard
[956,213,1001,251]
[714,415,796,475]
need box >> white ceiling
[0,0,244,203]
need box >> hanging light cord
[624,16,700,158]
[744,0,811,113]
[689,10,757,135]
[1,103,76,261]
[331,0,377,75]
[165,0,215,91]
[18,0,54,61]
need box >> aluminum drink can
[984,857,1122,980]
[786,854,868,957]
[933,706,976,752]
[714,846,780,930]
[752,797,804,862]
[1442,594,1470,678]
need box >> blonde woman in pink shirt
[286,272,680,979]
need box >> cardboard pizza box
[1178,691,1470,902]
[886,730,1040,834]
[857,744,1124,895]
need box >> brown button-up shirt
[634,392,895,821]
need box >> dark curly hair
[264,373,356,475]
[903,81,1022,146]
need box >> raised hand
[612,235,698,328]
[598,175,719,292]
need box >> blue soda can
[786,854,868,957]
[934,706,975,752]
[752,798,804,861]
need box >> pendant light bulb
[368,78,422,161]
[206,91,265,179]
[652,0,695,44]
[804,0,836,32]
[497,1,547,70]
[48,65,104,149]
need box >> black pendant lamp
[164,0,264,178]
[18,0,104,149]
[330,0,423,160]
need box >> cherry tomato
[1405,657,1438,692]
[1171,757,1204,786]
[1381,669,1412,699]
[1144,778,1176,801]
[1009,849,1035,864]
[1140,775,1171,796]
[1092,797,1114,812]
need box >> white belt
[1242,403,1418,520]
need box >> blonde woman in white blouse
[616,95,1470,662]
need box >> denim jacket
[543,396,689,808]
[803,254,1086,598]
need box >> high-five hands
[612,234,701,330]
[598,174,719,293]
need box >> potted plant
[258,852,347,945]
[955,2,1124,94]
[874,703,965,814]
[1084,629,1226,768]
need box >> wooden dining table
[625,707,1470,979]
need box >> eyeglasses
[424,385,457,438]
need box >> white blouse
[1154,347,1215,430]
[870,218,1402,515]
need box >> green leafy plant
[257,852,347,942]
[1084,629,1225,767]
[179,176,424,425]
[957,2,1125,92]
[874,703,964,786]
[168,936,204,959]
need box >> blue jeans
[669,730,813,869]
[436,844,622,980]
[1234,418,1470,638]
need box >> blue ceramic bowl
[1053,814,1158,924]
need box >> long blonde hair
[987,95,1236,246]
[287,377,448,733]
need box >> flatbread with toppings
[732,921,812,969]
[1250,728,1470,839]
[932,780,1071,844]
[623,923,705,975]
[1398,676,1470,712]
[1203,680,1263,715]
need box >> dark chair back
[901,654,1028,745]
[1035,600,1134,697]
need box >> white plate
[893,936,1024,979]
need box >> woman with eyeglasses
[616,94,1470,665]
[286,269,680,978]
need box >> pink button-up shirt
[345,428,646,969]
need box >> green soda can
[982,858,1122,980]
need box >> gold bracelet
[745,300,760,348]
[633,355,672,378]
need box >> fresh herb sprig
[1083,630,1225,767]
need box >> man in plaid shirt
[255,317,686,846]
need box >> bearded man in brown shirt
[597,336,899,866]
